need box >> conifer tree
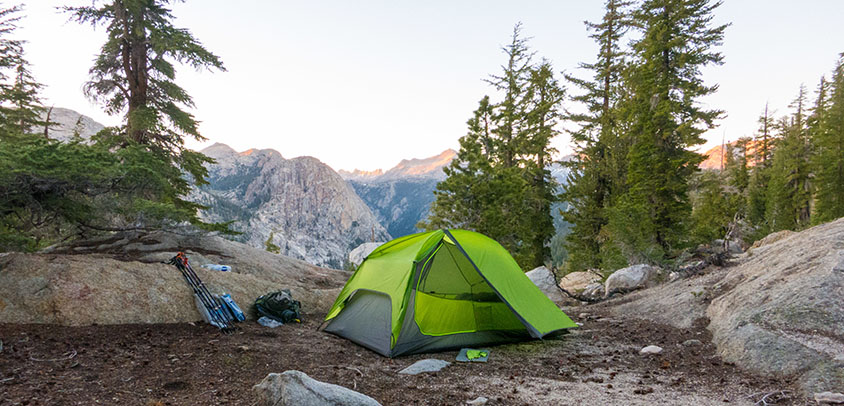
[747,105,777,227]
[812,56,844,223]
[64,0,226,180]
[562,0,633,271]
[0,4,45,135]
[486,23,533,169]
[610,0,727,262]
[425,26,562,268]
[522,61,564,266]
[766,87,813,231]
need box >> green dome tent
[323,229,577,357]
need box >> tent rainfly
[323,229,577,357]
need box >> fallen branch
[0,377,13,384]
[747,390,791,406]
[29,350,77,362]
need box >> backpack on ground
[254,289,302,323]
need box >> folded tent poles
[168,252,237,334]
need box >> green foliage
[64,0,225,190]
[0,132,230,250]
[0,4,46,135]
[689,171,741,244]
[562,0,633,272]
[812,57,844,224]
[424,25,564,269]
[264,232,281,254]
[765,88,813,232]
[609,0,727,262]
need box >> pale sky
[18,0,844,172]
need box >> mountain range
[340,149,456,237]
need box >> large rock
[706,218,844,395]
[606,218,844,395]
[604,264,662,297]
[558,271,602,294]
[191,143,391,268]
[253,371,380,406]
[0,231,349,325]
[348,242,384,267]
[525,266,566,303]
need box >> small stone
[466,396,488,405]
[238,345,250,351]
[682,339,703,347]
[668,272,679,282]
[815,392,844,404]
[398,359,451,375]
[640,345,663,355]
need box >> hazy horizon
[19,0,844,172]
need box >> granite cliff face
[341,150,456,237]
[192,143,390,268]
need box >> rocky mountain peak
[191,143,390,268]
[340,149,457,183]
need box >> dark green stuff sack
[254,289,302,323]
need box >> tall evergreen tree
[64,0,226,180]
[766,87,813,231]
[747,104,777,227]
[522,61,564,266]
[425,26,562,268]
[0,4,44,135]
[486,23,533,169]
[812,57,844,223]
[62,0,227,233]
[610,0,727,262]
[562,0,633,271]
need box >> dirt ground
[0,310,806,406]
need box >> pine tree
[562,0,633,271]
[766,87,813,231]
[610,0,727,262]
[521,61,564,267]
[62,0,228,233]
[64,0,226,179]
[0,4,44,135]
[4,54,46,134]
[425,25,562,268]
[747,105,777,227]
[812,56,844,223]
[486,23,533,169]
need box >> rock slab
[558,271,602,294]
[253,370,381,406]
[348,242,385,267]
[1,231,348,325]
[604,264,662,297]
[398,359,451,375]
[526,266,566,303]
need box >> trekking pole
[168,252,236,334]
